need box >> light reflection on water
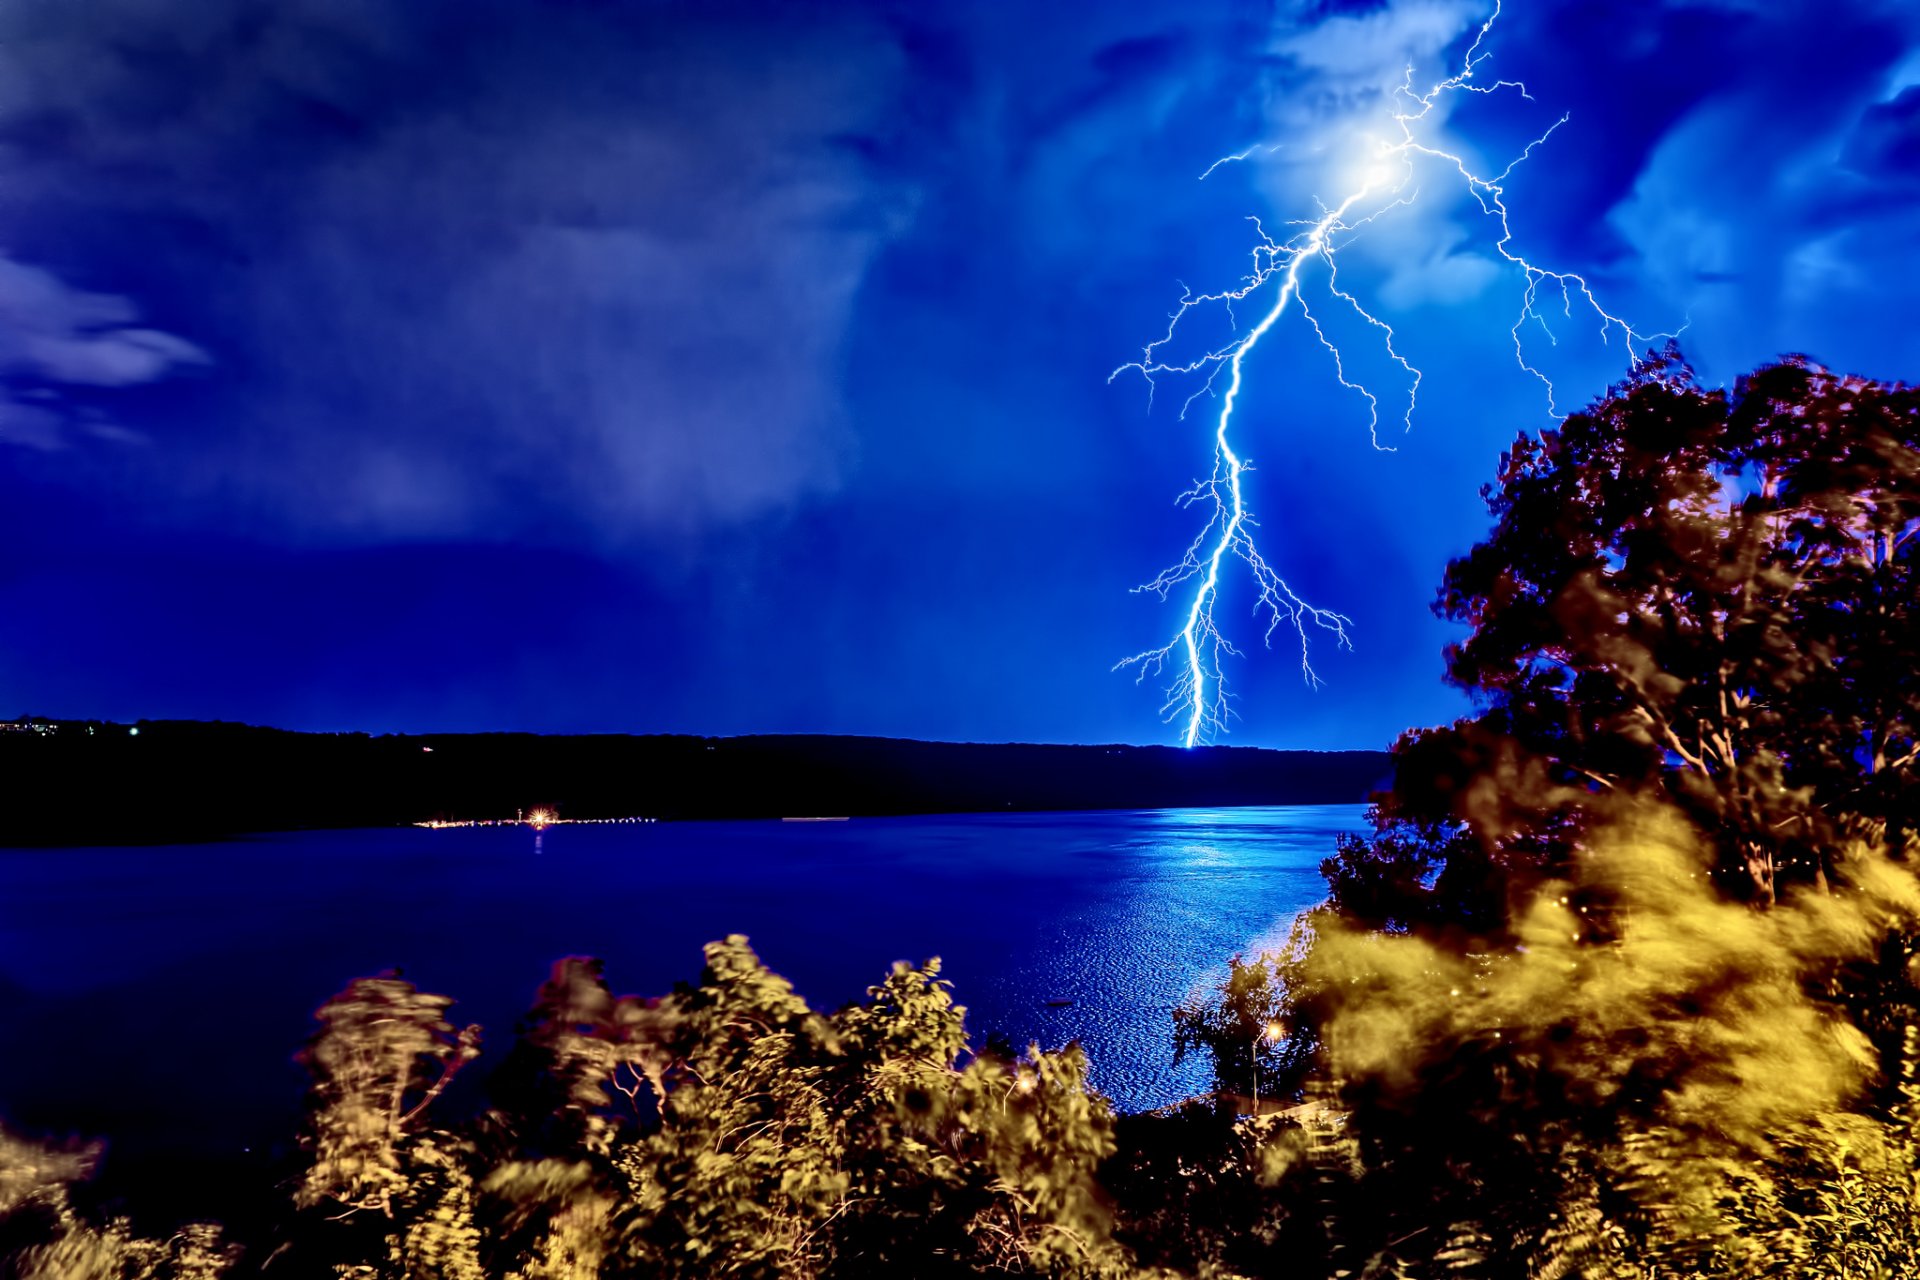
[0,804,1365,1159]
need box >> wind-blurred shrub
[0,1127,237,1280]
[1301,809,1920,1275]
[277,938,1142,1279]
[297,975,482,1219]
[1144,809,1920,1278]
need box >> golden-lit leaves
[1318,812,1914,1145]
[0,1127,237,1280]
[470,936,1137,1278]
[296,974,481,1214]
[1265,803,1920,1276]
[0,1126,93,1219]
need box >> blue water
[0,805,1363,1164]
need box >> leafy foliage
[1293,810,1920,1276]
[297,975,482,1217]
[1340,350,1920,922]
[38,937,1135,1279]
[1171,932,1314,1109]
[483,937,1134,1279]
[0,1130,237,1280]
[1156,354,1920,1277]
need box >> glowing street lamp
[1251,1020,1285,1113]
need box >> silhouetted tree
[1332,349,1920,929]
[1156,352,1920,1277]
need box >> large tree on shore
[1180,351,1920,1279]
[1331,348,1920,923]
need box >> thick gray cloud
[1235,3,1531,334]
[1610,6,1920,378]
[0,0,917,537]
[1847,85,1920,182]
[1220,0,1920,391]
[0,254,205,450]
[1268,0,1485,95]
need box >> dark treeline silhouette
[0,724,1389,845]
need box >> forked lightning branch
[1113,0,1671,748]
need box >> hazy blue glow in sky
[2,0,1916,748]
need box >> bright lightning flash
[1113,0,1667,748]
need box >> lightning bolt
[1113,0,1674,747]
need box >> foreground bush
[1317,811,1920,1276]
[0,938,1145,1279]
[10,824,1920,1280]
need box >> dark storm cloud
[1602,1,1920,374]
[0,0,918,538]
[1236,0,1920,381]
[1847,86,1920,183]
[0,253,206,450]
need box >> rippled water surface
[0,805,1365,1166]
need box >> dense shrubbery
[5,354,1919,1277]
[1,941,1134,1280]
[1153,352,1920,1277]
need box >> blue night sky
[2,0,1916,749]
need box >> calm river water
[0,805,1364,1178]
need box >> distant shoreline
[0,718,1390,846]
